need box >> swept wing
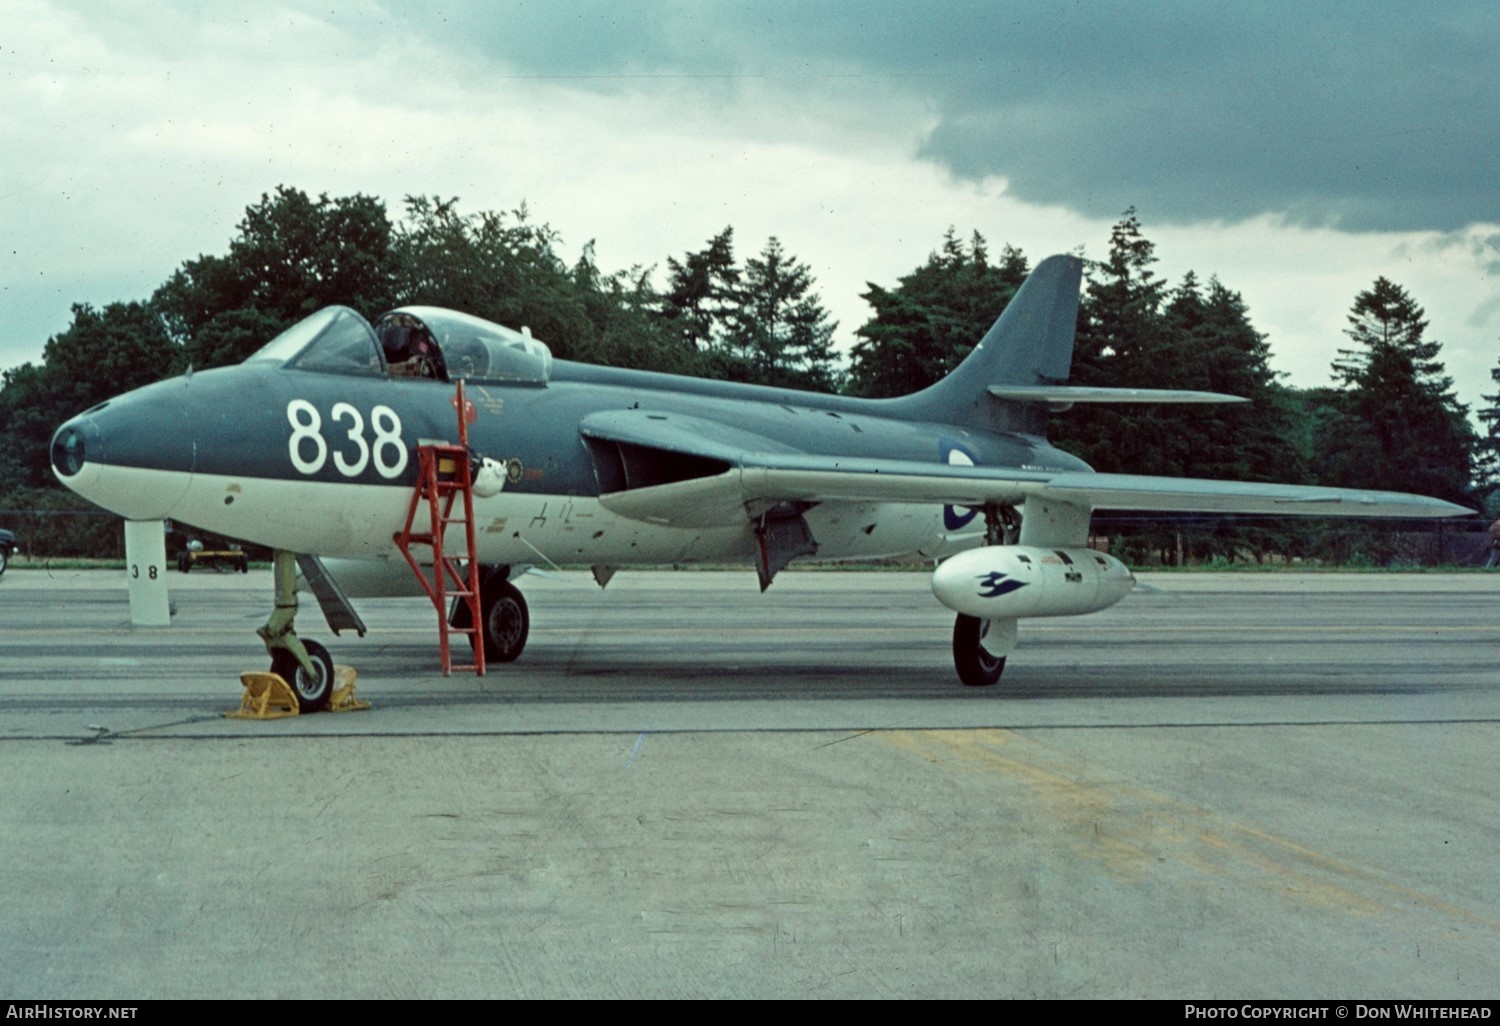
[582,410,1470,528]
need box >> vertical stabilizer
[890,253,1082,435]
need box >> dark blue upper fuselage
[50,304,1092,510]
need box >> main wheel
[480,580,529,663]
[271,638,336,712]
[953,614,1006,686]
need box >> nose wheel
[270,638,335,712]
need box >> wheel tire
[451,594,474,632]
[481,580,529,664]
[953,614,1006,687]
[238,556,249,573]
[271,639,336,713]
[178,553,191,573]
[0,547,8,576]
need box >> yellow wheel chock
[226,665,368,719]
[328,666,369,713]
[228,671,298,719]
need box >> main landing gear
[950,502,1021,687]
[450,567,531,665]
[257,549,335,712]
[481,578,529,663]
[952,615,1016,686]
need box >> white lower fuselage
[80,463,980,571]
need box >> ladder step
[395,394,485,678]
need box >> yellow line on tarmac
[879,728,1500,929]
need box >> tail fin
[890,253,1082,435]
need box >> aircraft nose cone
[51,384,196,519]
[50,420,95,480]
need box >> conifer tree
[1476,348,1500,511]
[847,230,1029,398]
[1316,277,1475,507]
[720,237,840,391]
[659,228,740,353]
[1055,211,1306,563]
[1052,210,1171,475]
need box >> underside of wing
[579,410,1472,528]
[1037,472,1472,519]
[579,410,1054,527]
[732,463,1470,521]
[598,458,1060,527]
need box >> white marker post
[123,519,171,627]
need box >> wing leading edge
[988,385,1248,406]
[593,451,1472,527]
[580,408,1471,527]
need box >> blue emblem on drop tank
[976,571,1027,598]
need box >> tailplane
[889,253,1244,435]
[890,254,1084,435]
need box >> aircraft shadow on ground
[349,641,1486,706]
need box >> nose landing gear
[270,638,336,712]
[255,550,335,712]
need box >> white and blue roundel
[940,437,979,531]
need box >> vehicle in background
[176,538,250,573]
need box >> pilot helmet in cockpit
[376,313,445,379]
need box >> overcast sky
[4,0,1498,413]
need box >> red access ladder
[394,380,486,676]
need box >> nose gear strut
[247,549,344,713]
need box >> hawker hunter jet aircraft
[51,255,1469,708]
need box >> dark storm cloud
[373,0,1499,233]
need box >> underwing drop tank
[931,545,1134,620]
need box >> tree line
[1,187,1496,563]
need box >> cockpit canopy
[377,307,553,385]
[247,305,553,386]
